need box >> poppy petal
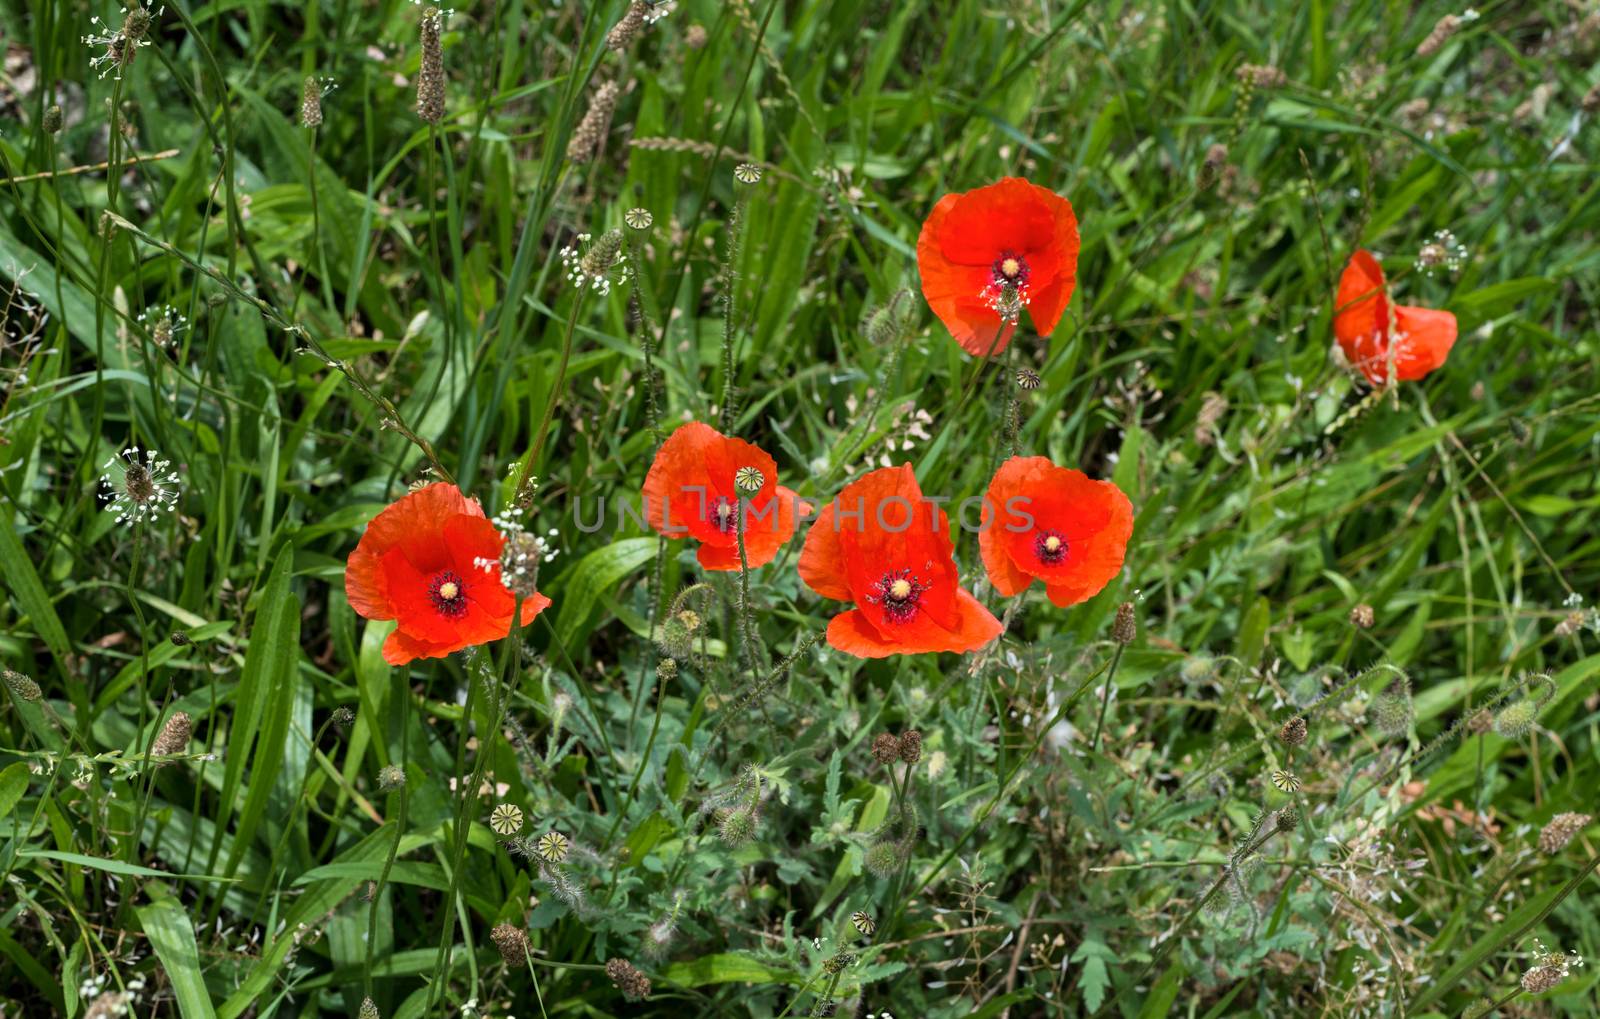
[799,498,853,599]
[1391,304,1457,381]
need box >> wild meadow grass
[1,0,1598,1016]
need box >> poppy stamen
[981,251,1033,323]
[1034,529,1069,565]
[707,496,741,535]
[866,568,927,624]
[429,570,469,617]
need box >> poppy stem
[1088,643,1126,758]
[717,190,750,432]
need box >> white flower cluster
[99,447,181,524]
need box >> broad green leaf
[138,897,218,1018]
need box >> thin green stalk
[1088,643,1127,757]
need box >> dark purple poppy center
[707,495,741,535]
[1034,529,1068,565]
[867,568,926,624]
[429,570,468,617]
[991,251,1031,289]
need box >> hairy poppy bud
[43,105,63,134]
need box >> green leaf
[659,952,798,987]
[0,517,72,668]
[551,537,658,649]
[18,850,238,883]
[218,547,301,879]
[0,762,29,821]
[138,897,219,1018]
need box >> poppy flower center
[429,570,469,617]
[982,251,1032,322]
[867,569,926,624]
[707,496,740,535]
[1034,530,1068,565]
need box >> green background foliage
[2,0,1598,1015]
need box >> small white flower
[99,447,181,524]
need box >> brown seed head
[1416,14,1460,57]
[870,732,901,765]
[1349,603,1375,629]
[1520,964,1566,995]
[301,77,324,128]
[567,80,621,163]
[1112,602,1137,645]
[151,711,192,758]
[4,669,42,702]
[607,1,648,50]
[1277,716,1308,747]
[1235,63,1286,88]
[490,922,530,965]
[416,8,447,125]
[685,23,708,49]
[606,957,652,1001]
[898,729,923,764]
[358,996,381,1019]
[1538,812,1591,855]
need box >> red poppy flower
[979,456,1133,608]
[642,421,804,571]
[344,483,550,666]
[1333,250,1457,386]
[917,176,1081,357]
[798,463,1002,658]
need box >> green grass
[2,0,1599,1016]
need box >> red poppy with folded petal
[344,483,550,666]
[642,422,804,571]
[979,457,1133,608]
[799,463,1002,658]
[1333,250,1457,386]
[917,176,1081,357]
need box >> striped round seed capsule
[536,829,570,863]
[735,465,764,493]
[1016,368,1042,390]
[1270,769,1301,793]
[625,207,654,230]
[850,910,876,938]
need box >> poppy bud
[716,806,758,847]
[169,630,191,646]
[1493,700,1537,739]
[863,841,902,878]
[43,104,63,134]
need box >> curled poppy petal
[1333,250,1457,385]
[642,422,802,572]
[979,456,1133,608]
[798,463,1001,658]
[918,177,1081,357]
[344,483,551,666]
